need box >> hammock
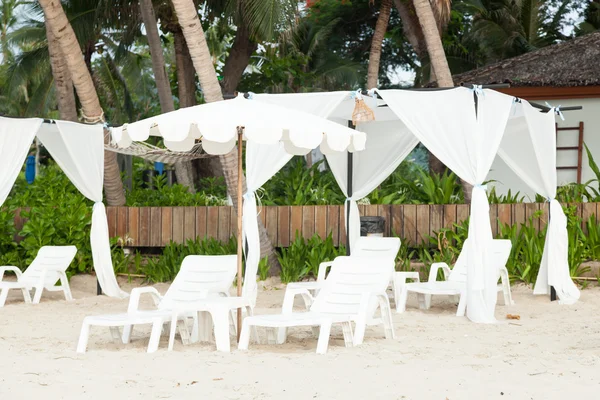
[104,141,213,163]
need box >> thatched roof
[451,32,600,87]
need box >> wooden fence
[13,203,600,248]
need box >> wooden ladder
[556,122,584,184]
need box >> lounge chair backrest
[159,255,237,310]
[448,239,512,283]
[311,256,394,316]
[353,237,401,261]
[21,246,77,288]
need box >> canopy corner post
[236,126,244,342]
[346,121,354,256]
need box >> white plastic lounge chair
[0,245,77,307]
[76,254,237,353]
[393,239,513,315]
[162,249,263,353]
[238,256,395,354]
[277,236,400,344]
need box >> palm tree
[462,0,572,63]
[170,0,281,273]
[138,0,196,191]
[39,0,126,206]
[367,0,393,89]
[0,0,21,61]
[45,17,77,121]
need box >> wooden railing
[13,203,600,247]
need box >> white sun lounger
[277,237,400,343]
[393,239,513,315]
[0,245,77,307]
[238,256,396,354]
[76,254,237,353]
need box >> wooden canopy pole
[236,126,244,341]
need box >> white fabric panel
[379,88,514,323]
[112,95,366,153]
[37,121,104,201]
[91,203,129,298]
[0,117,42,205]
[498,101,579,304]
[39,121,127,299]
[243,141,293,306]
[326,121,419,250]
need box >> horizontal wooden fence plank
[13,203,600,248]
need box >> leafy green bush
[142,237,237,283]
[126,173,227,207]
[262,157,345,205]
[277,232,345,283]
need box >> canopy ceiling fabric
[254,88,576,321]
[0,117,127,299]
[110,94,367,155]
[498,102,580,304]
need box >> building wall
[488,97,600,201]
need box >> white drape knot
[350,89,363,100]
[469,85,485,98]
[545,102,565,121]
[474,183,487,190]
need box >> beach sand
[1,275,599,399]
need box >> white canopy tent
[0,116,127,298]
[254,88,580,322]
[110,94,366,336]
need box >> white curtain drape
[498,101,580,304]
[325,121,419,250]
[243,141,293,306]
[37,121,128,298]
[379,87,514,323]
[0,117,42,205]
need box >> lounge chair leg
[21,288,32,304]
[122,325,133,344]
[397,286,408,313]
[378,295,395,340]
[178,319,191,346]
[417,294,427,310]
[147,319,163,353]
[316,320,332,354]
[424,294,432,309]
[353,317,368,347]
[77,322,90,353]
[109,326,121,343]
[59,273,73,301]
[210,307,231,352]
[0,288,8,307]
[247,306,260,344]
[168,314,179,351]
[267,328,276,344]
[341,322,353,348]
[190,314,199,344]
[278,289,296,344]
[32,286,43,304]
[456,292,467,317]
[238,318,252,351]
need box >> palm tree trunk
[221,23,257,95]
[40,0,126,206]
[412,0,473,202]
[367,0,392,89]
[45,20,77,122]
[171,0,281,273]
[139,0,196,192]
[173,29,196,108]
[412,0,452,87]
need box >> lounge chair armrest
[0,266,23,281]
[282,287,315,314]
[317,261,334,282]
[128,287,163,312]
[393,271,420,285]
[498,266,510,282]
[429,262,451,282]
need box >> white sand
[1,275,599,399]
